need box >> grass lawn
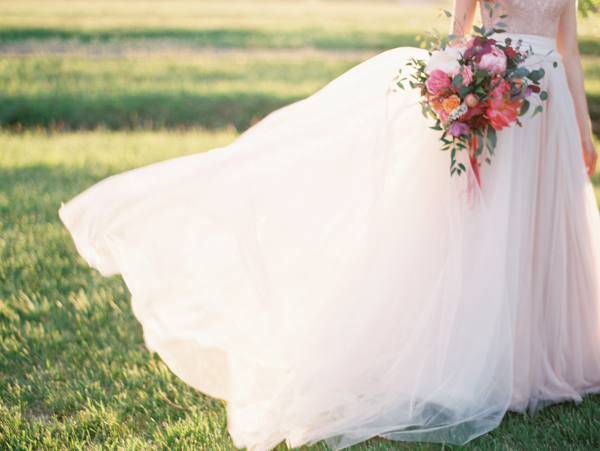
[1,0,600,134]
[0,130,600,451]
[1,0,599,53]
[0,56,358,131]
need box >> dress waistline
[490,32,559,58]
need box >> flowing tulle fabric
[60,34,600,450]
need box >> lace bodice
[479,0,571,38]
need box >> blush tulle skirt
[60,33,600,450]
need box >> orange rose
[442,95,461,113]
[432,98,444,112]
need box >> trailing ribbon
[470,134,481,188]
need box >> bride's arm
[450,0,478,36]
[557,0,597,177]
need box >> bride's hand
[583,136,598,178]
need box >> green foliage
[579,0,600,18]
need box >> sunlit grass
[0,0,598,53]
[0,0,448,36]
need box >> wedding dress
[59,0,600,449]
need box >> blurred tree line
[579,0,599,17]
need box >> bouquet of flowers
[397,5,553,186]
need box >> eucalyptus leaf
[459,85,472,98]
[528,69,543,82]
[487,127,497,148]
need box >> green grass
[0,56,357,131]
[0,0,448,51]
[1,0,600,134]
[0,130,600,451]
[1,0,599,53]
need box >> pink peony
[425,48,462,74]
[485,96,522,130]
[451,64,473,86]
[490,77,511,99]
[425,70,451,95]
[477,46,507,75]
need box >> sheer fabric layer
[59,34,600,450]
[479,0,570,38]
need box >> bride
[60,0,600,449]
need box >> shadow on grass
[589,93,600,138]
[0,92,304,132]
[2,90,600,138]
[2,28,600,55]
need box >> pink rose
[438,109,449,123]
[425,70,451,95]
[477,46,507,75]
[451,64,473,86]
